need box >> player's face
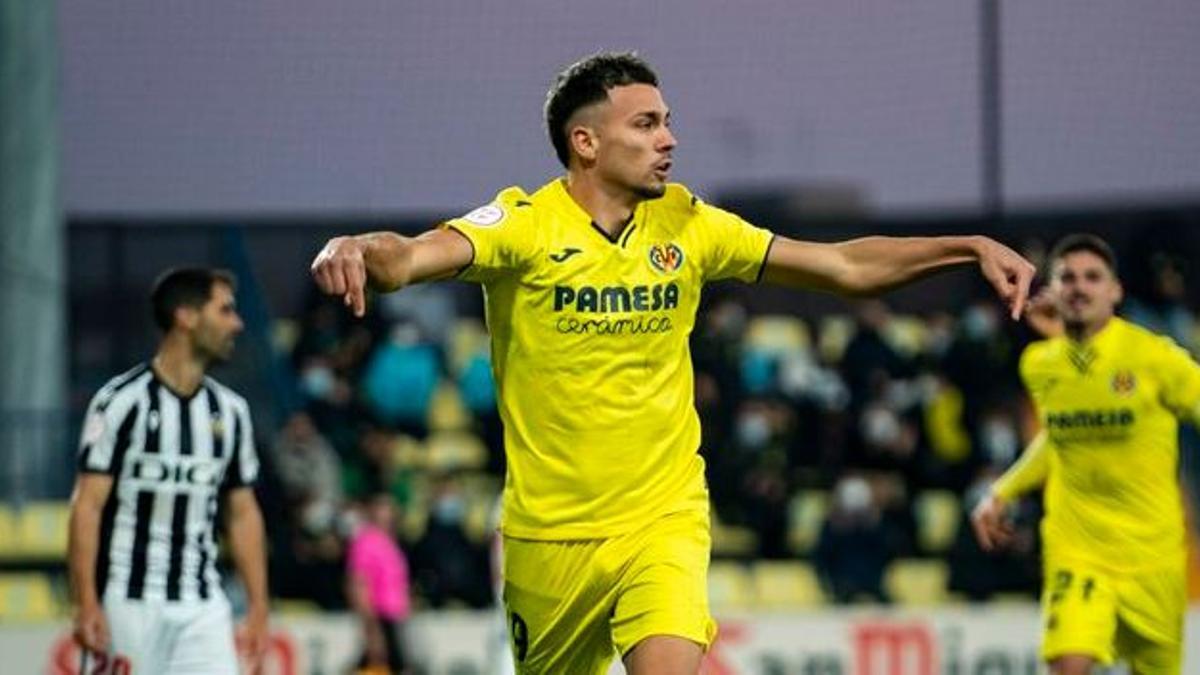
[592,83,676,199]
[194,282,243,363]
[1050,251,1122,330]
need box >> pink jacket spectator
[347,524,411,621]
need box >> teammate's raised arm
[310,228,473,317]
[761,235,1036,320]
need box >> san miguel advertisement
[6,608,1198,675]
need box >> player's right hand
[311,236,369,318]
[970,491,1015,552]
[73,602,110,652]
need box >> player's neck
[564,172,638,236]
[1065,315,1114,344]
[152,337,207,397]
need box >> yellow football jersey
[1018,317,1200,571]
[442,178,773,540]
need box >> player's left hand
[975,237,1037,321]
[970,491,1016,552]
[235,607,270,675]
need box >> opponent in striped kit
[68,268,268,674]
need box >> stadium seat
[745,315,811,356]
[460,473,502,544]
[751,561,826,609]
[707,561,754,612]
[0,573,61,621]
[425,431,488,471]
[427,381,471,431]
[15,501,70,559]
[914,490,961,554]
[0,505,16,559]
[710,509,759,557]
[786,490,829,555]
[881,314,928,358]
[390,434,427,470]
[273,599,321,616]
[884,559,950,606]
[448,318,488,374]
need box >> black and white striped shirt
[77,362,259,603]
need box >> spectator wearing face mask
[814,475,894,603]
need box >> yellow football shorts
[1040,555,1184,674]
[500,507,716,674]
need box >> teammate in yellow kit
[312,52,1035,675]
[973,234,1200,675]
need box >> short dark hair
[150,267,237,332]
[544,51,659,168]
[1048,233,1118,274]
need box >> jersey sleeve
[691,196,775,283]
[1152,336,1200,425]
[992,430,1050,501]
[222,398,260,489]
[77,386,139,475]
[440,187,538,283]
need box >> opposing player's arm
[68,474,112,610]
[68,473,113,650]
[225,487,269,670]
[225,487,268,613]
[311,228,473,317]
[761,235,1036,319]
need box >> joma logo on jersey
[553,282,680,313]
[130,457,221,486]
[648,243,684,274]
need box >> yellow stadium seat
[273,599,321,616]
[817,314,854,364]
[0,573,61,621]
[751,561,826,609]
[914,490,962,554]
[786,491,829,555]
[745,315,811,357]
[710,508,758,557]
[448,318,489,374]
[884,559,950,606]
[708,561,754,612]
[0,505,16,559]
[16,501,70,559]
[881,315,928,358]
[428,381,471,431]
[425,431,488,472]
[390,434,427,470]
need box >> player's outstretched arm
[761,235,1036,320]
[225,487,269,674]
[971,431,1050,552]
[68,474,113,652]
[310,228,473,317]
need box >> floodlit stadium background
[4,1,1200,673]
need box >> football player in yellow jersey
[312,52,1035,675]
[973,233,1200,675]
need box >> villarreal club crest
[649,243,684,274]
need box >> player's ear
[1113,278,1124,306]
[173,305,200,331]
[569,122,599,164]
